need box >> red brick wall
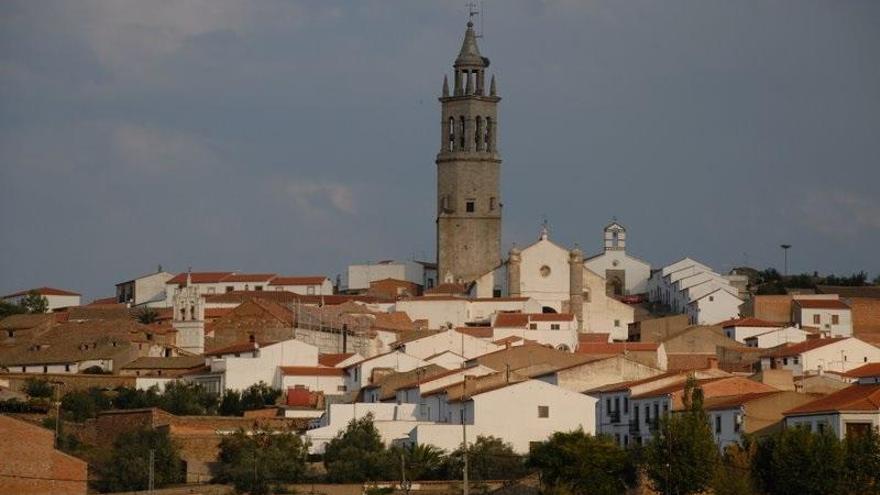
[0,415,88,495]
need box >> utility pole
[462,377,469,495]
[148,449,155,495]
[780,244,792,277]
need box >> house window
[207,287,216,294]
[782,358,788,365]
[538,405,549,418]
[793,357,800,365]
[653,403,659,420]
[614,397,620,412]
[818,422,827,433]
[715,416,722,433]
[529,323,537,330]
[43,365,47,373]
[623,397,629,414]
[493,286,502,298]
[832,314,839,325]
[813,314,821,324]
[465,201,475,213]
[709,296,714,302]
[307,286,316,295]
[64,364,70,372]
[645,405,651,423]
[551,324,560,330]
[734,414,741,433]
[614,320,620,327]
[226,286,234,293]
[255,285,263,291]
[606,398,611,413]
[6,330,12,338]
[489,197,496,210]
[539,265,551,278]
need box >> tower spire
[442,75,449,97]
[489,74,496,96]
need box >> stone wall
[0,372,135,394]
[293,327,381,357]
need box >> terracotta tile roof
[0,313,55,330]
[529,313,575,322]
[576,342,659,354]
[424,282,471,295]
[88,296,118,305]
[760,337,847,358]
[587,371,684,394]
[205,340,277,356]
[318,353,356,367]
[816,286,880,299]
[2,286,81,298]
[719,317,785,329]
[286,388,323,408]
[703,391,785,411]
[471,343,596,372]
[844,362,880,379]
[204,291,384,305]
[223,273,276,283]
[122,356,206,370]
[785,384,880,415]
[167,272,234,285]
[493,313,529,327]
[456,327,494,338]
[578,333,610,343]
[280,366,345,377]
[795,299,850,310]
[632,376,776,400]
[269,276,328,286]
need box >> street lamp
[780,244,792,277]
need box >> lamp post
[780,244,792,277]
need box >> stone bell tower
[436,21,502,284]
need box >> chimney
[706,356,718,369]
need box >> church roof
[455,21,487,68]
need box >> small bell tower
[172,270,205,354]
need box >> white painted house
[491,313,579,351]
[1,287,81,312]
[163,272,333,306]
[392,329,501,360]
[394,296,542,329]
[793,299,853,337]
[648,258,743,325]
[344,351,431,393]
[115,269,174,307]
[784,384,880,439]
[744,326,812,349]
[409,379,597,454]
[759,337,880,377]
[347,260,437,292]
[186,339,319,394]
[721,318,786,344]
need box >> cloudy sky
[1,0,879,299]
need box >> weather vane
[466,0,484,38]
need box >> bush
[60,388,111,422]
[24,377,54,398]
[444,435,528,481]
[216,426,309,495]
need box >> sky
[1,0,879,300]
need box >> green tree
[712,442,756,495]
[135,306,159,324]
[21,290,49,313]
[753,426,845,495]
[240,381,280,411]
[392,443,446,481]
[61,387,111,422]
[219,389,244,416]
[843,427,880,494]
[113,385,162,409]
[644,376,719,495]
[0,300,27,319]
[95,427,183,492]
[324,414,396,482]
[444,435,527,481]
[159,381,217,415]
[216,426,309,495]
[528,429,635,495]
[24,377,54,398]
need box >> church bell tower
[436,21,502,284]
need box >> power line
[0,472,88,483]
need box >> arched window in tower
[475,116,483,150]
[459,116,466,149]
[485,118,493,151]
[448,117,455,151]
[190,305,196,320]
[612,230,619,248]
